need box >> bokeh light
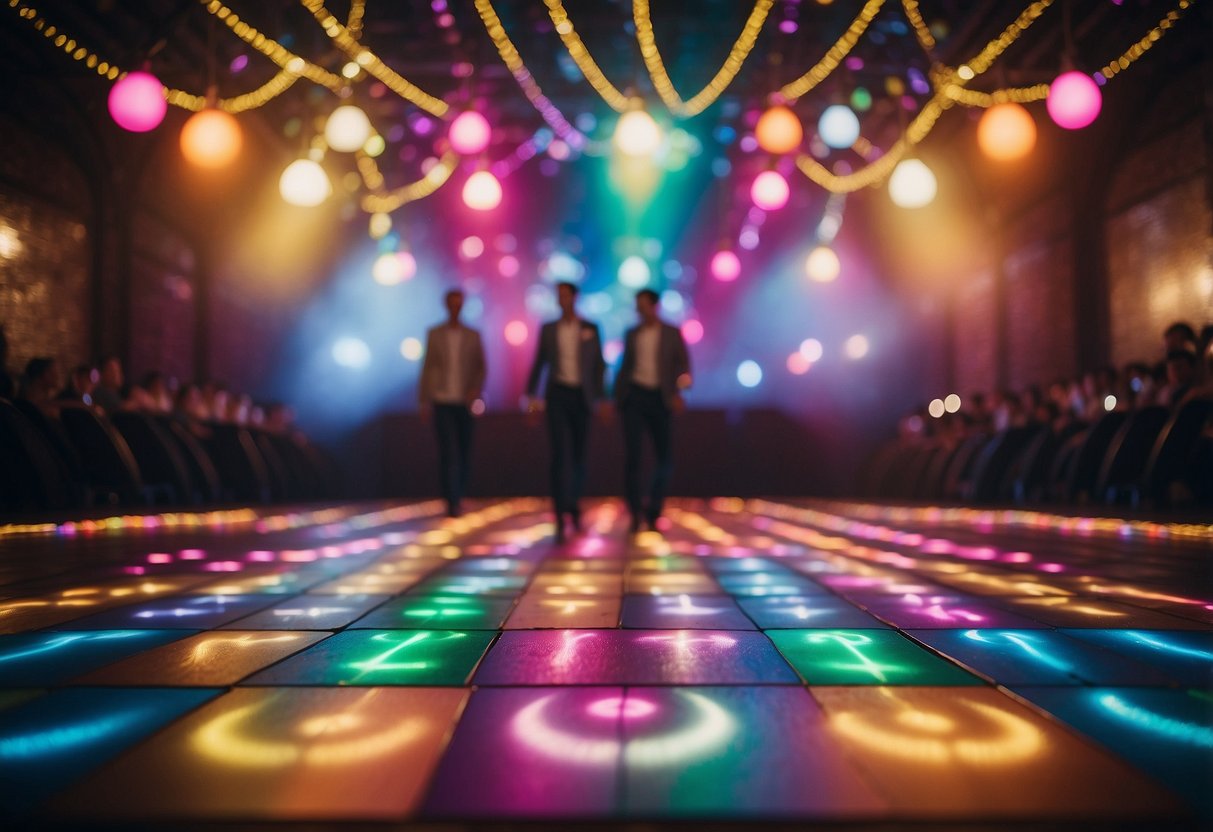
[278,159,332,207]
[332,337,371,369]
[614,108,662,156]
[977,102,1037,161]
[799,338,823,362]
[804,245,841,282]
[462,171,502,210]
[180,108,242,168]
[369,212,392,239]
[750,170,790,211]
[324,105,373,152]
[786,352,811,375]
[449,110,492,154]
[618,255,652,288]
[755,105,804,154]
[1047,71,1102,130]
[107,71,167,132]
[928,398,945,418]
[818,104,860,149]
[400,337,423,361]
[710,250,742,282]
[737,360,763,388]
[844,334,869,359]
[372,251,417,285]
[504,320,529,346]
[943,393,961,413]
[459,235,485,259]
[888,158,937,208]
[682,319,704,345]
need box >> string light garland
[346,0,366,42]
[8,0,122,80]
[359,151,458,214]
[633,0,773,117]
[543,0,633,112]
[779,0,886,102]
[1097,0,1192,81]
[299,0,449,117]
[473,0,590,149]
[901,0,936,56]
[198,1,343,94]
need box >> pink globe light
[108,71,167,132]
[1046,71,1102,130]
[681,319,704,345]
[449,110,492,154]
[750,170,790,211]
[787,352,811,375]
[710,250,741,282]
[462,170,502,211]
[504,320,528,346]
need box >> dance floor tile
[423,687,620,818]
[350,594,515,629]
[244,630,495,686]
[994,595,1213,628]
[407,575,529,596]
[768,630,979,685]
[220,593,390,630]
[858,594,1049,629]
[910,629,1179,685]
[0,630,195,685]
[474,629,798,685]
[620,686,888,817]
[504,595,621,629]
[624,574,720,595]
[737,595,889,629]
[0,687,220,813]
[1009,686,1213,815]
[620,594,755,630]
[811,686,1186,817]
[73,631,329,686]
[55,594,279,630]
[1060,629,1213,687]
[55,687,467,819]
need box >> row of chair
[862,397,1213,509]
[0,398,341,511]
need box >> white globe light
[618,255,651,288]
[888,158,937,208]
[844,334,870,359]
[400,337,424,361]
[325,105,372,152]
[278,158,331,207]
[804,245,841,282]
[818,105,860,149]
[750,170,790,211]
[614,109,662,156]
[462,171,502,211]
[372,251,417,285]
[737,360,763,388]
[799,338,823,363]
[449,110,492,154]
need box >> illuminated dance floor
[0,498,1209,826]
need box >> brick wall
[952,266,997,394]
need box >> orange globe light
[180,108,242,168]
[755,105,803,155]
[977,103,1036,162]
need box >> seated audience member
[19,357,62,417]
[264,402,296,435]
[173,383,212,438]
[226,392,252,425]
[202,381,230,423]
[141,371,174,413]
[57,364,98,405]
[1163,321,1198,355]
[92,355,124,414]
[0,325,14,400]
[1122,362,1156,406]
[1159,349,1198,408]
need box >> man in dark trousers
[526,281,606,541]
[614,288,691,534]
[419,288,486,517]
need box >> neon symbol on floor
[804,632,903,682]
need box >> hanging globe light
[618,255,651,288]
[108,71,167,132]
[977,102,1037,161]
[804,245,841,282]
[750,170,790,211]
[278,158,331,207]
[462,170,502,211]
[180,108,243,168]
[325,104,372,152]
[755,105,803,155]
[448,110,492,155]
[710,249,742,282]
[818,104,861,149]
[614,107,662,156]
[1047,71,1102,130]
[888,158,937,208]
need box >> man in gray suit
[614,289,691,534]
[526,281,606,541]
[419,288,486,517]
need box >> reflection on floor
[0,498,1209,825]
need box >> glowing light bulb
[737,360,763,388]
[614,108,661,156]
[372,251,416,285]
[325,105,372,152]
[944,393,961,413]
[1047,71,1102,130]
[977,103,1036,161]
[928,399,945,418]
[804,245,841,282]
[180,109,243,168]
[750,170,790,211]
[448,110,492,154]
[710,250,742,282]
[755,105,803,154]
[888,159,936,208]
[108,71,167,132]
[278,158,331,207]
[618,255,651,288]
[818,104,860,149]
[462,171,502,211]
[504,320,528,345]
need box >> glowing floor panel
[0,497,1207,826]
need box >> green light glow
[768,629,979,685]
